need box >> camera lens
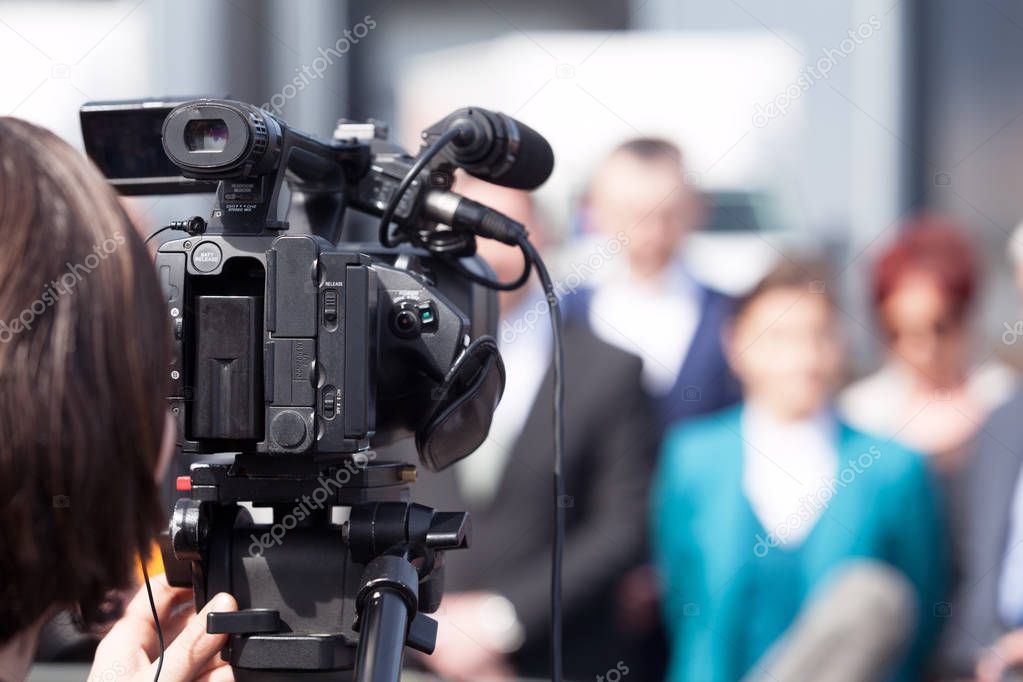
[184,119,229,152]
[393,305,420,339]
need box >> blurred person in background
[651,260,946,682]
[840,214,1015,473]
[0,118,236,682]
[410,175,656,681]
[938,220,1023,681]
[565,137,740,427]
[562,137,742,677]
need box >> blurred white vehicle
[687,188,810,295]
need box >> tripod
[161,454,470,682]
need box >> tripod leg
[354,588,410,682]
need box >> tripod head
[164,456,468,681]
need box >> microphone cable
[357,126,567,682]
[437,225,565,682]
[377,127,461,248]
[140,558,165,682]
[518,235,565,682]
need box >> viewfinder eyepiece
[184,119,229,152]
[162,99,280,179]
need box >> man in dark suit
[413,178,656,681]
[940,390,1023,679]
[559,139,741,679]
[939,228,1023,680]
[561,137,739,429]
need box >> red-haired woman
[840,214,1015,472]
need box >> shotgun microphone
[425,107,554,190]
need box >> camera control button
[191,241,222,273]
[270,410,307,448]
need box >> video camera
[81,97,553,682]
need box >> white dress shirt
[455,289,551,506]
[839,361,1015,455]
[588,262,701,396]
[999,468,1023,627]
[741,405,839,545]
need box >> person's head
[727,260,841,421]
[453,173,544,312]
[871,214,976,386]
[0,118,171,642]
[587,138,702,280]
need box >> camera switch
[322,386,338,419]
[323,289,339,323]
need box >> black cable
[140,558,165,682]
[144,225,177,245]
[375,128,564,678]
[443,245,533,291]
[145,216,207,245]
[517,236,564,682]
[450,224,562,680]
[377,127,462,247]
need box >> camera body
[160,232,473,458]
[82,98,505,469]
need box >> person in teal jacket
[651,260,946,682]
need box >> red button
[175,476,192,491]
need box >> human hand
[88,574,237,682]
[616,563,662,636]
[416,591,516,681]
[976,629,1023,682]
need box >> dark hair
[871,213,977,323]
[612,137,683,166]
[0,118,170,641]
[735,258,834,318]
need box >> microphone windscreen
[476,117,554,190]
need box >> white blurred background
[1,0,1020,373]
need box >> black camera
[81,97,553,682]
